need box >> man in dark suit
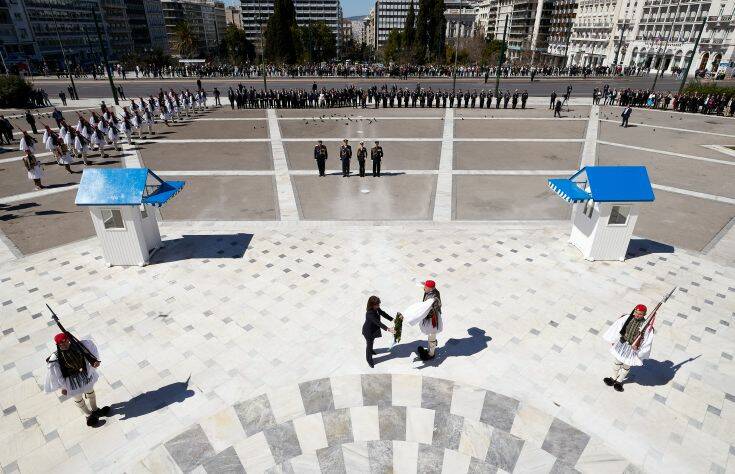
[362,296,394,368]
[314,140,328,176]
[621,106,633,128]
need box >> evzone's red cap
[424,280,436,288]
[634,304,647,313]
[54,333,68,344]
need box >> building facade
[240,0,343,51]
[126,0,167,53]
[162,0,226,56]
[480,0,554,61]
[225,5,243,28]
[373,0,413,47]
[364,7,376,47]
[144,0,169,51]
[445,0,479,41]
[544,0,577,65]
[100,0,134,57]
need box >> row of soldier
[20,88,212,190]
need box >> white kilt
[27,164,43,180]
[57,153,73,165]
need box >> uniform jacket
[362,309,393,339]
[371,146,383,161]
[357,146,367,161]
[314,145,328,160]
[339,144,352,161]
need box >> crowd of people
[41,60,719,81]
[581,84,735,115]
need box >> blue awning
[76,168,185,207]
[548,166,655,204]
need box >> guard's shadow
[626,238,675,259]
[626,355,700,386]
[373,327,492,368]
[109,377,195,420]
[150,233,253,263]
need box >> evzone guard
[602,288,675,392]
[403,280,443,361]
[43,306,110,426]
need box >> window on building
[101,208,125,229]
[608,205,630,225]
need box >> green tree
[171,21,198,58]
[265,0,298,63]
[297,22,337,62]
[221,24,256,64]
[481,39,504,65]
[430,0,446,60]
[0,75,33,108]
[382,29,404,62]
[404,1,416,49]
[414,0,429,62]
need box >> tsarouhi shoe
[613,382,624,392]
[603,377,615,386]
[417,346,433,361]
[86,413,100,427]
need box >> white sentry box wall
[570,200,639,261]
[88,205,162,266]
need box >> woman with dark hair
[362,296,394,368]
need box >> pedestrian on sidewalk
[621,106,632,127]
[25,110,38,134]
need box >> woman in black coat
[362,296,394,368]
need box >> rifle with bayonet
[632,287,676,350]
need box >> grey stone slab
[299,377,335,415]
[432,410,464,450]
[164,424,216,473]
[378,405,407,441]
[468,457,498,474]
[234,393,277,436]
[263,420,303,464]
[550,458,581,474]
[485,428,524,472]
[323,408,354,445]
[202,446,246,474]
[421,377,454,412]
[367,440,393,474]
[417,443,444,474]
[541,417,591,466]
[361,374,392,407]
[480,390,520,431]
[265,461,296,474]
[317,445,347,474]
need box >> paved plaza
[0,95,734,473]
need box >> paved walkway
[0,221,733,473]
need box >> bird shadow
[625,355,700,387]
[373,327,492,368]
[108,377,195,420]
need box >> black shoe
[94,406,111,416]
[613,382,624,392]
[86,413,100,426]
[603,377,615,386]
[417,346,432,361]
[368,362,374,368]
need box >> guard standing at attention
[371,140,383,177]
[357,141,367,177]
[339,138,352,177]
[314,140,328,177]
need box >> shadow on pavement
[150,233,253,263]
[627,355,700,387]
[109,377,195,421]
[373,327,492,368]
[626,238,675,259]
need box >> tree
[404,1,416,49]
[171,21,198,58]
[382,29,404,62]
[430,0,446,60]
[481,39,504,65]
[221,24,256,64]
[414,0,430,62]
[297,22,337,62]
[265,0,298,63]
[0,75,33,108]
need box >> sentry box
[75,168,184,266]
[548,166,655,261]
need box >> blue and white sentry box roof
[75,168,185,207]
[548,166,655,204]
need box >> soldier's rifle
[632,287,676,349]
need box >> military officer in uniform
[371,140,383,177]
[314,140,328,177]
[357,141,367,177]
[339,139,352,177]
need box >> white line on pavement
[599,119,735,138]
[193,117,267,121]
[277,116,443,120]
[434,108,454,221]
[282,137,443,142]
[702,145,735,158]
[0,184,79,205]
[267,109,300,221]
[453,169,575,175]
[155,170,275,176]
[0,151,53,164]
[289,169,438,175]
[138,138,270,143]
[454,116,586,121]
[598,141,735,166]
[652,184,735,205]
[581,104,599,167]
[454,138,584,142]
